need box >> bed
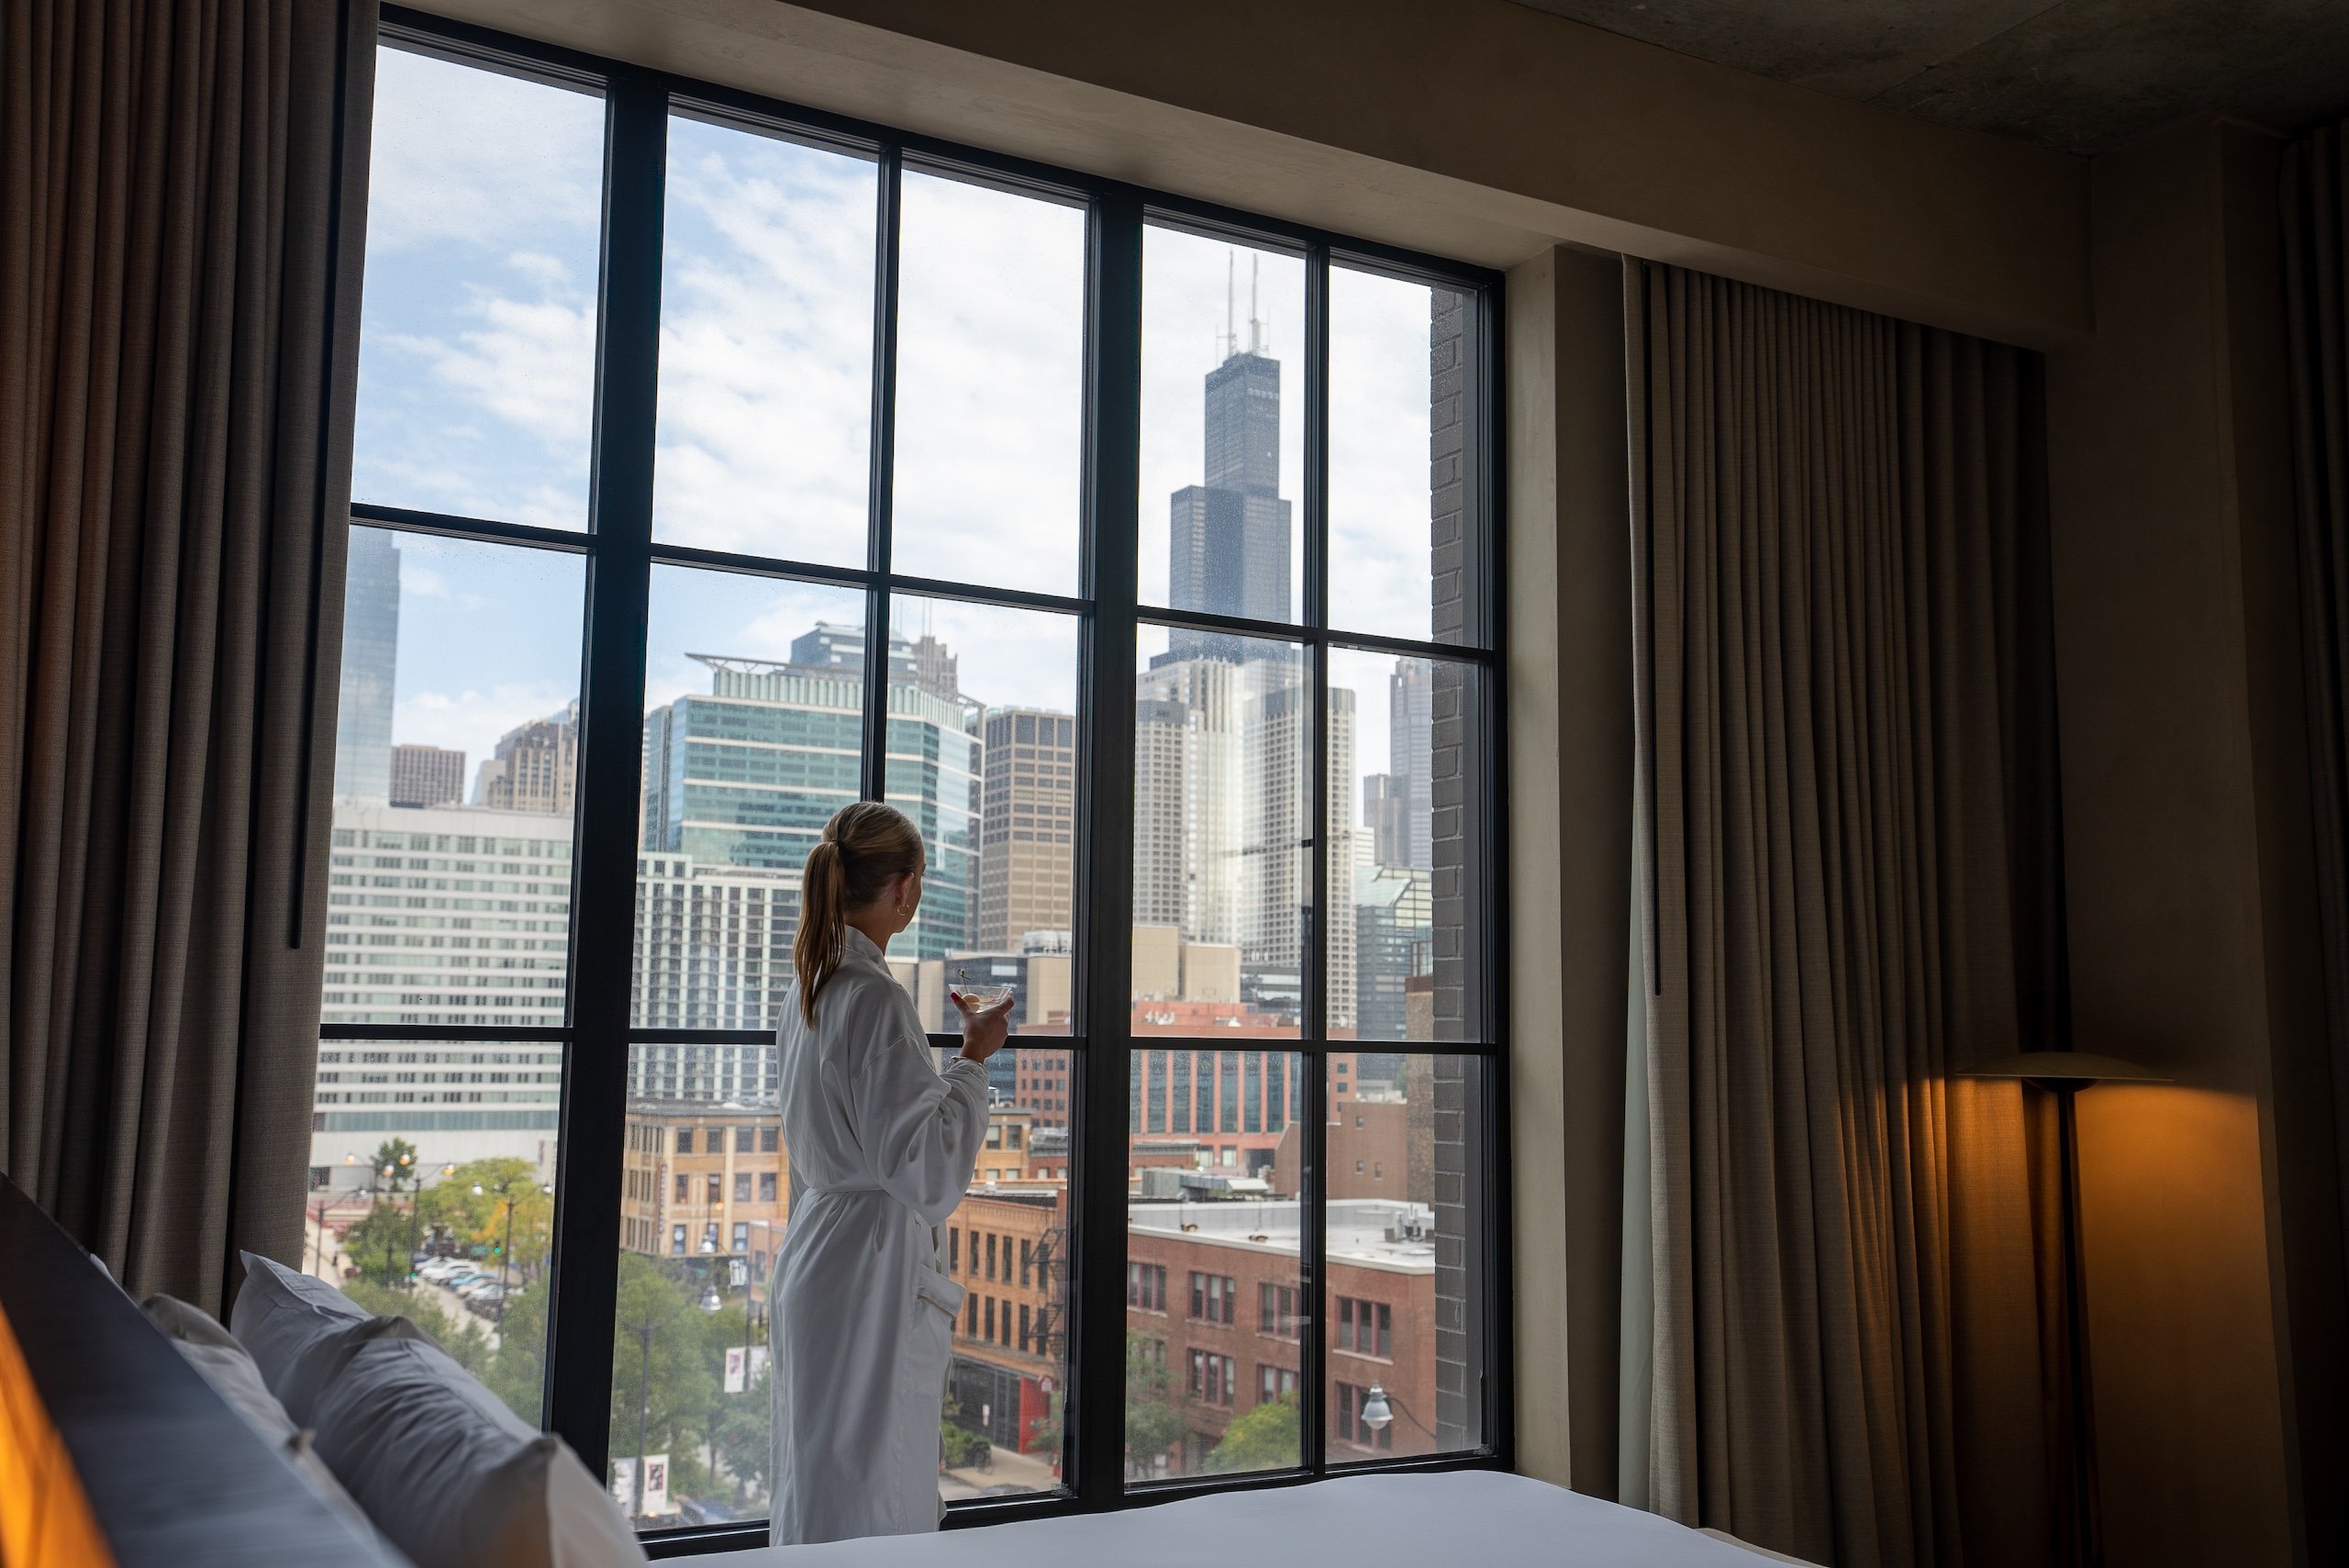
[721,1471,1811,1568]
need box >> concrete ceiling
[1509,0,2349,155]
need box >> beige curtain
[1628,261,2058,1568]
[0,0,373,1312]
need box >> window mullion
[862,146,903,801]
[1074,186,1141,1506]
[1299,240,1331,1477]
[544,67,666,1475]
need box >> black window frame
[330,8,1510,1553]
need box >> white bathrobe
[769,927,989,1545]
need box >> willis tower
[1168,256,1289,661]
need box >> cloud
[1328,266,1441,645]
[1139,228,1306,618]
[885,172,1086,595]
[363,48,604,256]
[394,681,574,761]
[650,125,878,562]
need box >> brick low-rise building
[943,1184,1069,1454]
[1126,1197,1437,1476]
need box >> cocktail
[950,967,1015,1014]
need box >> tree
[1027,1389,1063,1462]
[609,1254,720,1516]
[1124,1331,1188,1479]
[341,1139,426,1285]
[482,1271,550,1427]
[340,1203,416,1288]
[707,1366,771,1505]
[418,1158,553,1283]
[1207,1393,1297,1473]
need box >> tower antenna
[1248,254,1264,356]
[1224,251,1236,361]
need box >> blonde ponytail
[793,801,924,1027]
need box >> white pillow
[308,1332,645,1568]
[229,1249,371,1401]
[141,1295,385,1548]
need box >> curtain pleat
[1630,261,2059,1568]
[2282,120,2349,1496]
[0,0,375,1314]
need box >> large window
[310,12,1500,1549]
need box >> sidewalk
[940,1444,1061,1501]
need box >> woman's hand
[952,992,1016,1063]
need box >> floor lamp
[1962,1049,2165,1568]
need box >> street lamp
[1359,1382,1436,1442]
[471,1175,549,1331]
[630,1319,655,1520]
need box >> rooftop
[1128,1197,1437,1274]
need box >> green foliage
[940,1392,991,1469]
[340,1202,417,1287]
[417,1159,553,1283]
[1124,1330,1189,1478]
[482,1271,550,1426]
[608,1253,721,1505]
[1027,1390,1063,1459]
[708,1367,772,1503]
[1207,1393,1298,1473]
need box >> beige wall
[2045,117,2330,1568]
[1506,245,1632,1496]
[433,0,2086,346]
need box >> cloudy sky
[347,44,1461,833]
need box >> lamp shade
[1960,1050,2166,1087]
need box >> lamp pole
[1960,1048,2165,1568]
[634,1321,654,1520]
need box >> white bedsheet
[715,1470,1800,1567]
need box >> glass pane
[1330,651,1486,1043]
[326,528,584,1026]
[609,1098,784,1528]
[890,171,1085,595]
[941,1046,1074,1499]
[881,597,1080,1037]
[352,47,604,528]
[634,568,868,1033]
[1132,628,1308,1037]
[304,1068,560,1426]
[652,115,877,566]
[310,527,581,1421]
[1126,1051,1307,1482]
[1324,1053,1485,1462]
[1327,268,1484,647]
[1140,227,1304,626]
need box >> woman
[768,801,1012,1545]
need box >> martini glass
[951,968,1015,1014]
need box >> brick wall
[1428,286,1481,1450]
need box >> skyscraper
[1241,675,1356,1030]
[335,527,400,801]
[390,743,466,808]
[475,701,578,816]
[1390,658,1433,872]
[314,797,572,1174]
[640,648,978,960]
[1167,271,1291,658]
[978,708,1076,950]
[1132,656,1245,945]
[789,620,960,702]
[1363,773,1407,868]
